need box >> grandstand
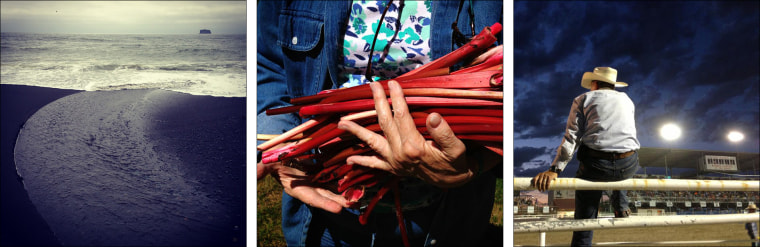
[515,147,760,218]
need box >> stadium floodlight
[727,131,744,143]
[660,123,682,141]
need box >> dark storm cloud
[513,146,553,176]
[514,1,759,151]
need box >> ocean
[0,33,246,246]
[0,33,246,97]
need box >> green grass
[492,178,504,226]
[256,176,286,247]
[256,176,504,246]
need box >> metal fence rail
[514,178,759,191]
[514,213,759,233]
[513,177,760,246]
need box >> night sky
[513,1,759,178]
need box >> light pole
[727,130,750,176]
[659,123,682,213]
[727,131,744,143]
[726,130,747,211]
[660,123,681,179]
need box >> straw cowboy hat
[581,67,629,89]
[747,204,757,210]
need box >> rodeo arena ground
[514,147,760,246]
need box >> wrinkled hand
[532,170,558,192]
[257,144,348,214]
[337,80,475,188]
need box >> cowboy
[532,67,641,247]
[747,204,758,247]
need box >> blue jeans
[571,149,639,247]
[302,171,498,247]
[307,205,437,247]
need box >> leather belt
[581,145,636,160]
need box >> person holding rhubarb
[257,1,503,246]
[532,67,641,247]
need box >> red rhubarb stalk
[342,186,365,208]
[359,122,502,134]
[287,71,499,106]
[412,116,503,126]
[451,134,503,142]
[393,183,411,247]
[423,108,503,117]
[265,104,304,116]
[257,115,330,151]
[320,88,503,104]
[261,142,299,160]
[311,163,344,183]
[311,164,353,183]
[299,97,502,116]
[262,127,345,164]
[338,168,380,192]
[321,144,372,168]
[394,23,502,81]
[359,177,400,225]
[482,144,504,156]
[451,48,503,75]
[416,124,502,135]
[340,110,378,121]
[421,134,502,142]
[256,133,303,141]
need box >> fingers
[387,81,421,145]
[292,186,345,214]
[370,82,400,149]
[338,120,392,158]
[315,187,350,209]
[257,161,278,180]
[278,166,347,214]
[540,175,549,191]
[533,173,545,192]
[425,113,465,160]
[532,172,556,192]
[346,154,393,173]
[257,162,269,180]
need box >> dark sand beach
[1,84,78,246]
[2,84,245,246]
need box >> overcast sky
[513,1,759,178]
[0,1,246,34]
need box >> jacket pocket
[277,10,324,52]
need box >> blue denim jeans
[571,149,639,247]
[307,204,437,247]
[302,171,498,247]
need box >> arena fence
[513,178,760,246]
[513,178,759,192]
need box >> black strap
[365,0,403,82]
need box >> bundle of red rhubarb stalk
[259,22,503,247]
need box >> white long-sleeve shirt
[551,89,641,171]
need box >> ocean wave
[157,65,213,72]
[76,63,242,72]
[86,79,206,92]
[0,46,52,53]
[40,65,70,70]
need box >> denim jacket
[257,1,502,246]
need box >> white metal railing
[514,213,759,233]
[513,178,759,191]
[513,177,760,246]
